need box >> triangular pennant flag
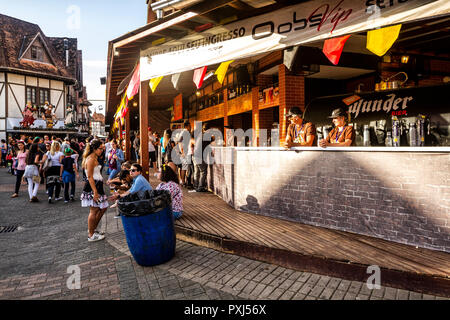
[149,76,163,93]
[366,24,402,56]
[215,60,233,84]
[193,66,207,89]
[126,63,140,100]
[122,106,129,118]
[171,73,181,90]
[283,46,299,70]
[323,35,351,65]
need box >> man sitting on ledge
[284,106,317,148]
[109,163,152,200]
[319,107,356,147]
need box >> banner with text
[140,0,449,80]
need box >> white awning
[140,0,450,80]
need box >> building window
[39,88,50,105]
[30,46,44,62]
[26,86,37,105]
[26,86,51,117]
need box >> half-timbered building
[0,13,87,140]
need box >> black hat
[286,107,303,118]
[328,107,347,118]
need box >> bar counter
[208,146,450,253]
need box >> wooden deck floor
[149,176,450,296]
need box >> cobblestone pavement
[0,168,447,300]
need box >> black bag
[118,189,172,217]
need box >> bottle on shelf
[409,122,418,147]
[392,116,400,147]
[385,131,393,147]
[363,125,371,146]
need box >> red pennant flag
[126,63,140,100]
[323,35,351,65]
[193,66,207,89]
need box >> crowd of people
[4,134,85,203]
[2,127,211,243]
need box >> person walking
[60,148,79,203]
[10,140,28,198]
[133,132,140,161]
[80,139,108,242]
[148,129,157,174]
[190,124,208,193]
[0,139,7,167]
[23,142,43,202]
[42,141,64,203]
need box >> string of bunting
[114,23,402,124]
[321,24,402,65]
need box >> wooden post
[251,87,259,147]
[139,81,149,179]
[125,104,131,161]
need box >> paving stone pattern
[0,169,447,300]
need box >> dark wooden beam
[139,80,149,180]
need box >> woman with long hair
[23,142,43,202]
[80,139,108,242]
[10,140,28,198]
[161,129,172,163]
[41,141,64,203]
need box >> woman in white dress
[80,139,108,242]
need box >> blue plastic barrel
[121,206,176,266]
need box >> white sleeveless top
[85,165,103,181]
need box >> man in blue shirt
[111,163,152,200]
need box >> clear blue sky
[0,0,148,113]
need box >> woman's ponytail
[82,143,91,169]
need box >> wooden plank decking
[158,175,450,297]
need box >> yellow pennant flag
[149,76,164,93]
[215,60,233,84]
[114,94,126,120]
[366,24,402,56]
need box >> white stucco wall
[8,83,25,118]
[39,78,50,88]
[7,74,25,85]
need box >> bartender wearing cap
[319,107,356,147]
[284,106,317,148]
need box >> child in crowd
[156,162,183,220]
[60,148,79,203]
[6,149,13,173]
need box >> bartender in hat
[319,107,355,147]
[284,106,317,148]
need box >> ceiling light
[401,55,409,64]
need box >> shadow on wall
[234,150,450,253]
[239,195,261,214]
